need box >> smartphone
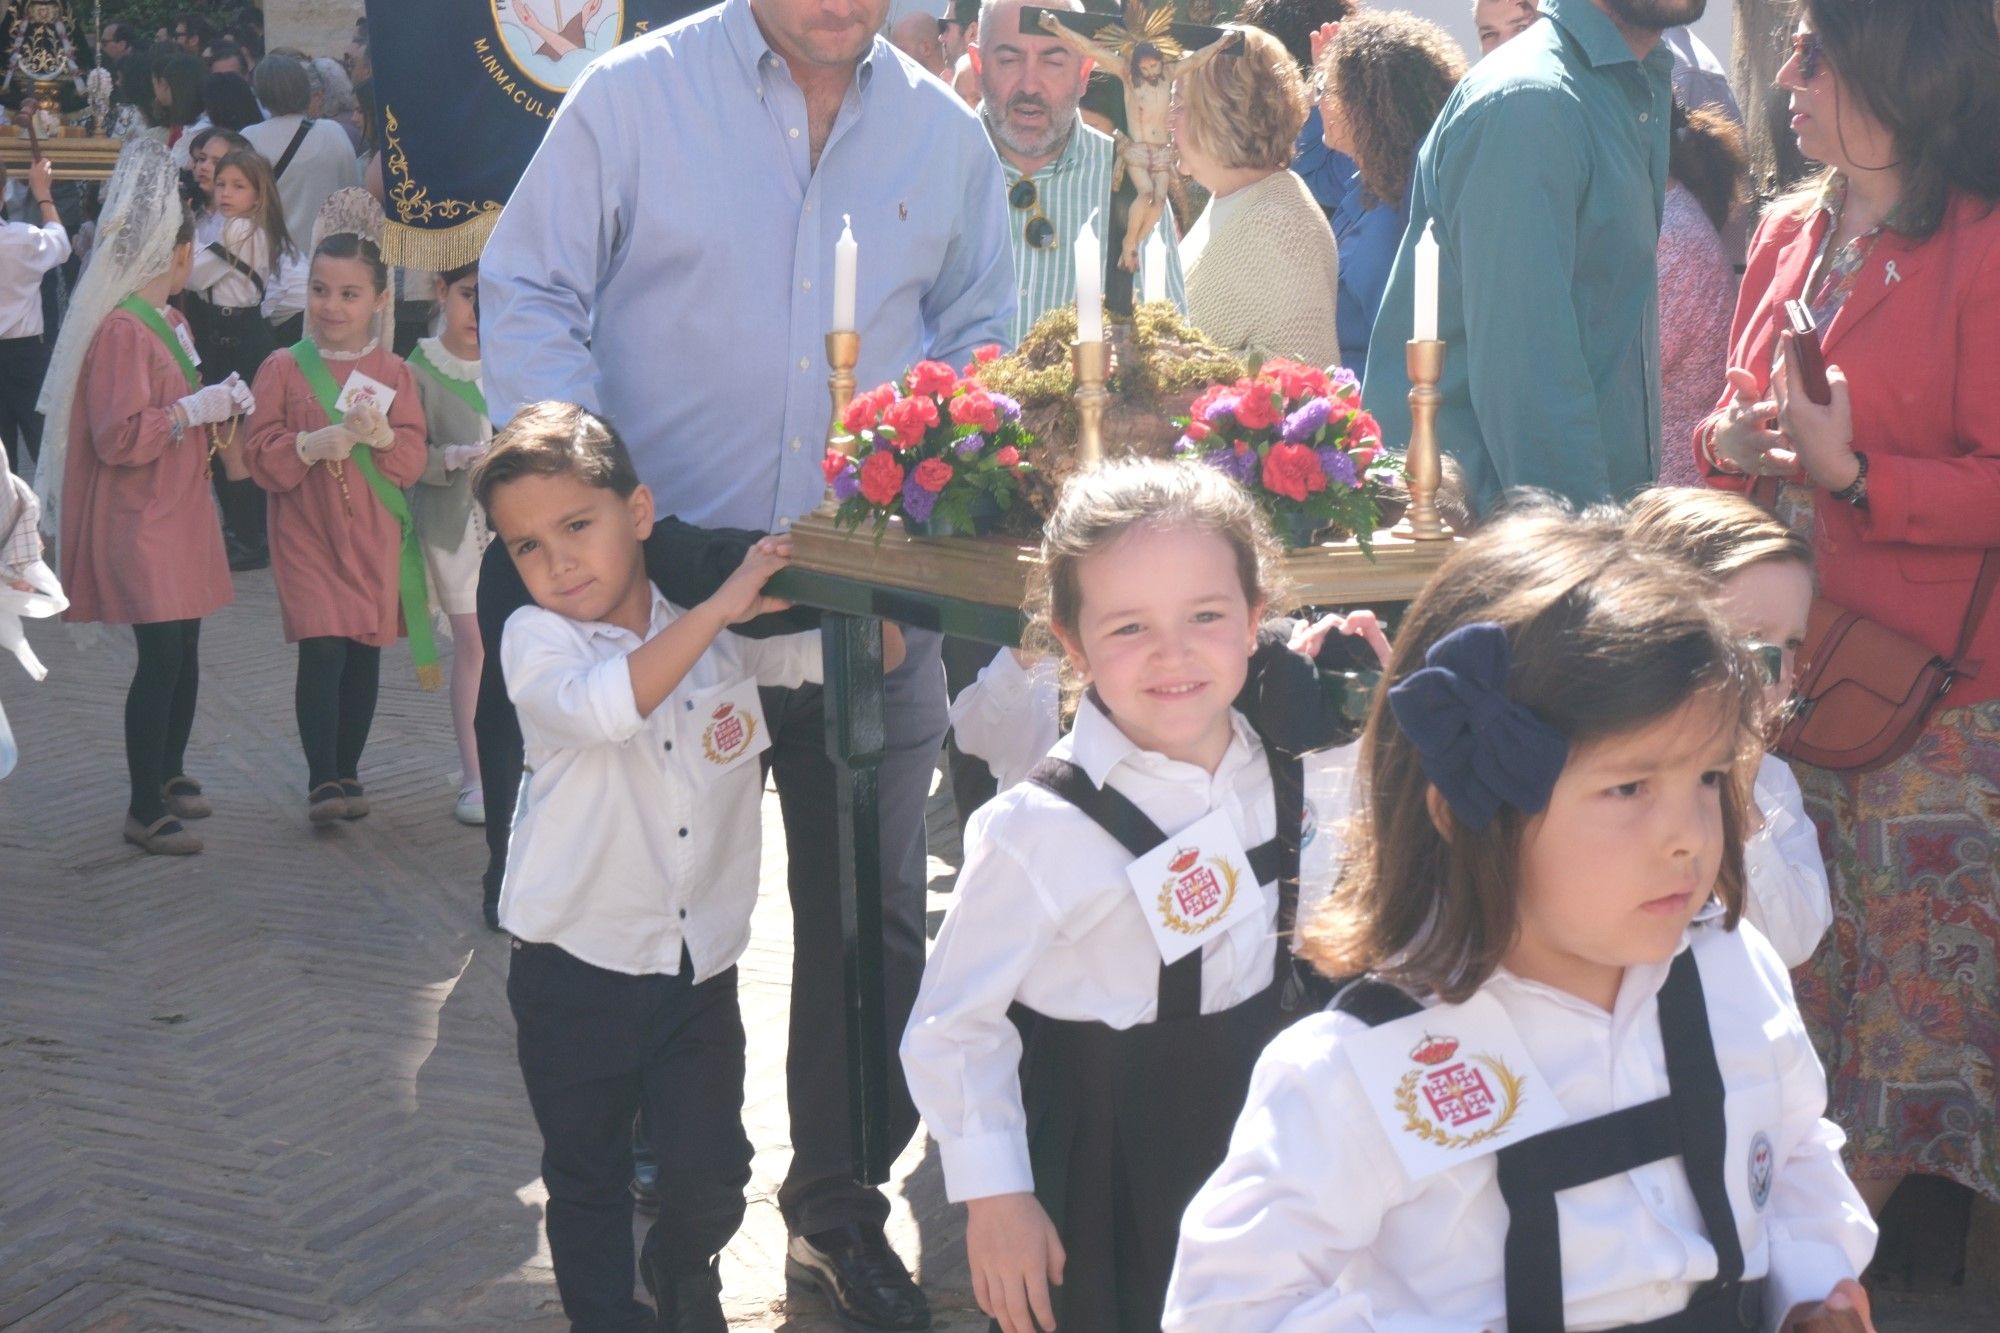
[1783,300,1833,406]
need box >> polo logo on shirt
[1748,1131,1775,1210]
[701,701,757,766]
[1395,1032,1525,1149]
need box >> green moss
[978,303,1247,408]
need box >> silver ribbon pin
[1884,260,1903,285]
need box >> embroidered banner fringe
[383,211,500,273]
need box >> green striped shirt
[998,116,1187,348]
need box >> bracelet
[1830,451,1869,508]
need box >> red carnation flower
[994,445,1021,467]
[975,344,1001,363]
[1349,410,1383,447]
[822,448,850,483]
[881,394,941,447]
[1233,379,1284,431]
[859,451,905,505]
[949,388,1001,434]
[1268,360,1330,402]
[1184,419,1211,442]
[842,385,892,436]
[1262,441,1328,502]
[913,457,954,493]
[908,360,959,399]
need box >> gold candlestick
[1396,339,1450,541]
[825,330,860,455]
[1071,339,1110,468]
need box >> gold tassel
[415,662,444,692]
[382,211,500,272]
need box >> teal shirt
[1361,0,1673,516]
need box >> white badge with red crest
[1123,808,1260,964]
[678,679,770,777]
[1341,991,1566,1180]
[334,370,397,416]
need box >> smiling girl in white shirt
[1164,508,1877,1333]
[903,459,1330,1333]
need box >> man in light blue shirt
[481,1,1014,1326]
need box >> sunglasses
[1791,31,1823,82]
[1743,641,1787,689]
[1009,177,1056,250]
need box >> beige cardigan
[1184,169,1342,369]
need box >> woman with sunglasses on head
[1695,0,2000,1220]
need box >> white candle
[832,215,858,332]
[1076,216,1104,345]
[1141,229,1168,306]
[1412,219,1440,343]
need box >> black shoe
[642,1255,726,1333]
[226,542,269,572]
[630,1158,661,1215]
[785,1226,930,1331]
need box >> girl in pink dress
[246,190,427,824]
[38,139,252,856]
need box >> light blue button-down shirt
[481,0,1017,531]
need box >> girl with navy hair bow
[1165,508,1879,1333]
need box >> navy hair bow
[1386,623,1569,831]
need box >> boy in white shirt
[474,402,900,1331]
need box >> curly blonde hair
[1176,25,1309,172]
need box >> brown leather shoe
[308,782,349,824]
[123,814,203,856]
[162,776,212,820]
[338,780,370,820]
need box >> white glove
[297,423,356,465]
[175,383,239,429]
[221,371,256,417]
[344,401,395,450]
[442,442,487,472]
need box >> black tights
[126,620,202,825]
[295,636,381,791]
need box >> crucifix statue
[1025,3,1238,286]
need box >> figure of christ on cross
[1036,5,1231,272]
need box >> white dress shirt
[1742,753,1834,970]
[241,115,362,260]
[946,648,1060,792]
[188,217,270,309]
[498,585,820,981]
[903,696,1287,1203]
[0,212,72,339]
[1164,923,1876,1332]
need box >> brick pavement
[1,572,1993,1331]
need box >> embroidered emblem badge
[1748,1130,1775,1210]
[701,700,757,766]
[1393,1032,1526,1150]
[1156,845,1240,936]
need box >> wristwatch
[1830,451,1869,508]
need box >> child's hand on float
[1781,1278,1876,1333]
[712,535,793,624]
[966,1191,1065,1333]
[1289,609,1392,670]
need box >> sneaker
[454,783,485,826]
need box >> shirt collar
[1069,690,1263,791]
[1487,932,1691,1027]
[994,113,1089,184]
[1542,0,1647,70]
[578,583,675,645]
[724,0,878,94]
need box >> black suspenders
[1332,951,1758,1332]
[1027,745,1303,1021]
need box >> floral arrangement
[823,347,1037,538]
[1173,358,1394,549]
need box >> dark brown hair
[1669,102,1747,233]
[1624,487,1813,582]
[311,232,388,293]
[1783,0,2000,238]
[1298,508,1762,1002]
[1317,12,1465,210]
[472,401,642,518]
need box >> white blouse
[187,216,272,310]
[902,696,1286,1204]
[1163,923,1876,1332]
[1742,753,1834,969]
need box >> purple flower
[1316,446,1359,488]
[1202,395,1240,424]
[990,393,1022,421]
[831,464,861,501]
[1206,444,1259,485]
[955,432,987,457]
[1330,366,1360,396]
[901,472,940,522]
[1282,397,1332,443]
[1174,434,1201,456]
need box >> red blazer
[1704,190,2000,705]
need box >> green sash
[291,340,441,691]
[406,343,487,420]
[118,296,201,391]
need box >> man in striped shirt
[973,0,1187,347]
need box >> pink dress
[246,346,427,645]
[59,307,234,625]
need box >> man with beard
[479,0,1013,1326]
[1363,0,1699,517]
[973,0,1187,344]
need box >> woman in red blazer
[1698,0,2000,1219]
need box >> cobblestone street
[1,573,1992,1329]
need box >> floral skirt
[1790,700,2000,1202]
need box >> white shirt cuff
[1763,1238,1859,1333]
[938,1130,1035,1203]
[583,652,645,743]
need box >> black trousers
[125,619,201,824]
[509,941,751,1332]
[295,636,380,790]
[0,333,49,473]
[186,294,275,558]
